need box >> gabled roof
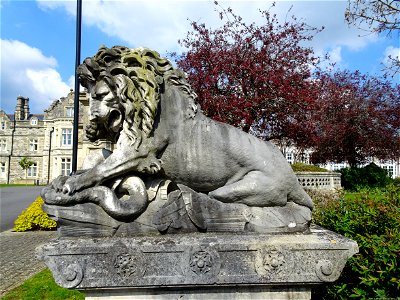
[30,114,45,121]
[4,114,44,121]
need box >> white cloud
[327,46,343,68]
[382,46,400,64]
[0,39,71,114]
[286,1,378,52]
[26,68,70,95]
[68,75,76,88]
[36,0,272,53]
[36,0,379,58]
[36,0,76,14]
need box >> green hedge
[13,196,57,232]
[340,163,393,191]
[312,186,400,299]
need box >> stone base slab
[36,226,358,294]
[86,287,311,300]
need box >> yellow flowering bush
[13,196,57,232]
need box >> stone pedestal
[85,287,311,300]
[36,226,358,300]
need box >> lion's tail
[288,185,314,210]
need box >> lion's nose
[89,113,99,122]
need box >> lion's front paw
[51,175,69,193]
[62,175,84,195]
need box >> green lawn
[344,188,391,202]
[1,269,84,300]
[0,184,37,188]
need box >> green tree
[19,157,34,184]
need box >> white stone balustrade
[295,172,341,190]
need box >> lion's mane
[78,45,198,149]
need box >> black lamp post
[72,0,82,174]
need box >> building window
[66,107,74,117]
[61,158,71,176]
[27,163,37,177]
[0,139,6,152]
[286,152,294,164]
[0,162,6,178]
[332,163,346,171]
[1,121,5,130]
[29,139,38,151]
[303,153,310,165]
[62,128,72,146]
[31,119,37,125]
[382,165,394,178]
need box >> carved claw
[62,184,71,195]
[62,175,83,195]
[147,161,162,174]
[51,175,69,193]
[137,158,162,174]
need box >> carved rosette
[114,253,138,278]
[262,248,285,272]
[184,247,221,283]
[189,250,213,274]
[55,262,84,288]
[255,247,292,279]
[109,241,142,279]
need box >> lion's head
[78,45,196,149]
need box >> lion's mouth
[107,109,123,133]
[86,109,123,143]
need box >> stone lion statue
[44,45,313,235]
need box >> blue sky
[1,0,399,114]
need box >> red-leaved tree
[174,2,323,149]
[312,70,400,167]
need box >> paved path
[0,186,44,232]
[0,230,57,296]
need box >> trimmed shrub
[291,162,328,172]
[393,176,400,188]
[312,185,400,299]
[340,163,393,191]
[13,196,57,232]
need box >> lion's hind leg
[208,171,287,207]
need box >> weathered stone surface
[42,45,315,234]
[85,287,311,300]
[42,183,312,237]
[36,226,358,291]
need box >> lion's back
[159,114,293,192]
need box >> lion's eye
[103,56,112,63]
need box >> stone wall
[296,172,341,190]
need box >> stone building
[0,96,46,184]
[0,91,92,184]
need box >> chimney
[15,96,22,120]
[15,96,29,121]
[23,97,30,119]
[15,96,29,120]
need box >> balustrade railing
[295,172,341,190]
